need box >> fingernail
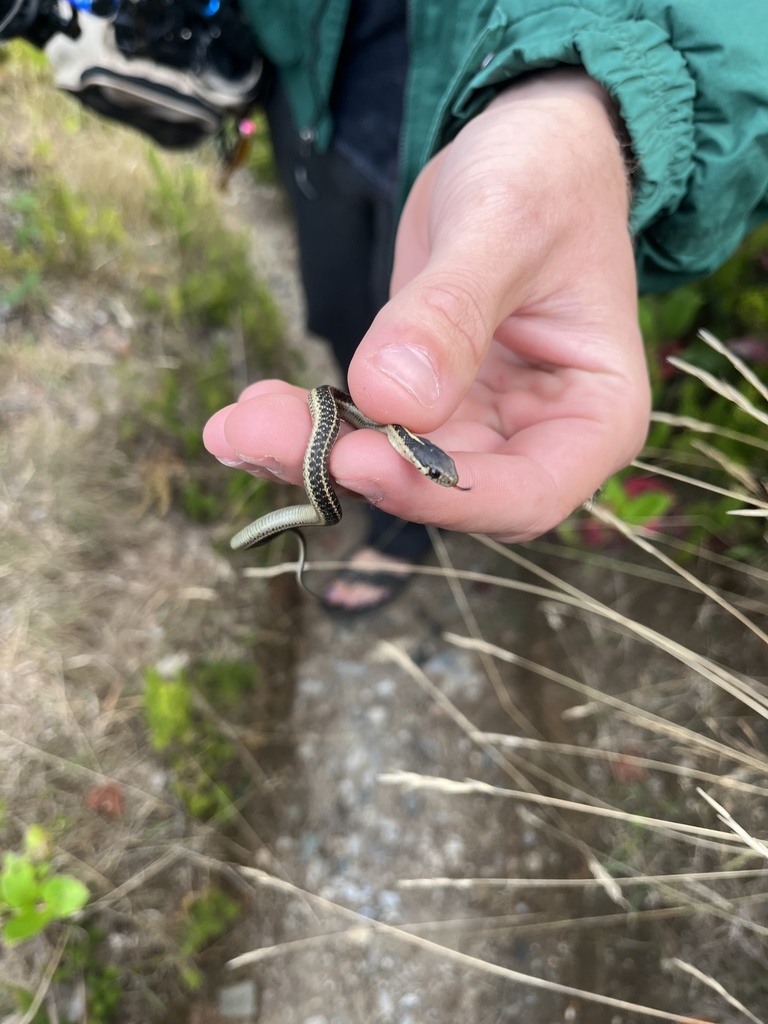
[370,344,440,407]
[215,455,248,468]
[234,454,285,478]
[335,477,385,506]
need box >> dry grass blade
[250,551,706,719]
[375,636,754,935]
[728,508,768,518]
[3,932,68,1024]
[528,537,697,590]
[231,864,709,1024]
[650,411,768,453]
[665,357,768,428]
[528,535,768,620]
[641,530,768,585]
[631,458,768,509]
[474,733,768,798]
[374,640,576,811]
[697,789,768,860]
[397,894,768,939]
[397,868,768,890]
[669,958,766,1024]
[586,853,630,908]
[691,439,762,494]
[89,848,184,908]
[589,504,768,654]
[375,639,695,856]
[426,525,540,736]
[227,931,357,970]
[377,770,752,846]
[243,558,571,591]
[468,538,768,727]
[445,631,768,776]
[698,328,768,405]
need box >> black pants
[265,85,431,561]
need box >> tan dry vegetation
[1,45,292,1019]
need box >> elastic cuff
[454,9,697,236]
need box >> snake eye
[428,467,442,481]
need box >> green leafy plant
[600,474,676,526]
[143,660,260,823]
[564,224,768,561]
[10,926,123,1024]
[0,264,44,314]
[144,149,283,356]
[8,180,125,278]
[144,668,193,751]
[557,472,677,549]
[177,887,241,989]
[55,927,123,1024]
[123,336,272,528]
[118,155,287,528]
[0,827,89,943]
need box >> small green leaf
[24,825,50,861]
[181,964,203,990]
[0,270,42,311]
[1,856,39,909]
[144,668,192,750]
[624,491,674,523]
[656,285,704,339]
[42,875,89,918]
[3,908,53,943]
[600,475,625,505]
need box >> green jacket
[240,0,768,293]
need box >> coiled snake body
[230,385,465,574]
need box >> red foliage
[85,782,125,818]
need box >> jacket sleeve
[437,1,768,293]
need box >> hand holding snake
[204,71,650,543]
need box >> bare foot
[321,547,414,612]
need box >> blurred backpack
[1,0,267,149]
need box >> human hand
[204,69,650,542]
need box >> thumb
[347,155,518,433]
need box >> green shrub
[144,151,283,359]
[570,224,768,560]
[143,660,260,824]
[0,827,89,944]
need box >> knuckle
[418,273,490,360]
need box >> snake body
[230,385,461,551]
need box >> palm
[206,71,653,543]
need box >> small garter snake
[230,385,465,563]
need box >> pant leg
[265,83,431,561]
[265,84,392,369]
